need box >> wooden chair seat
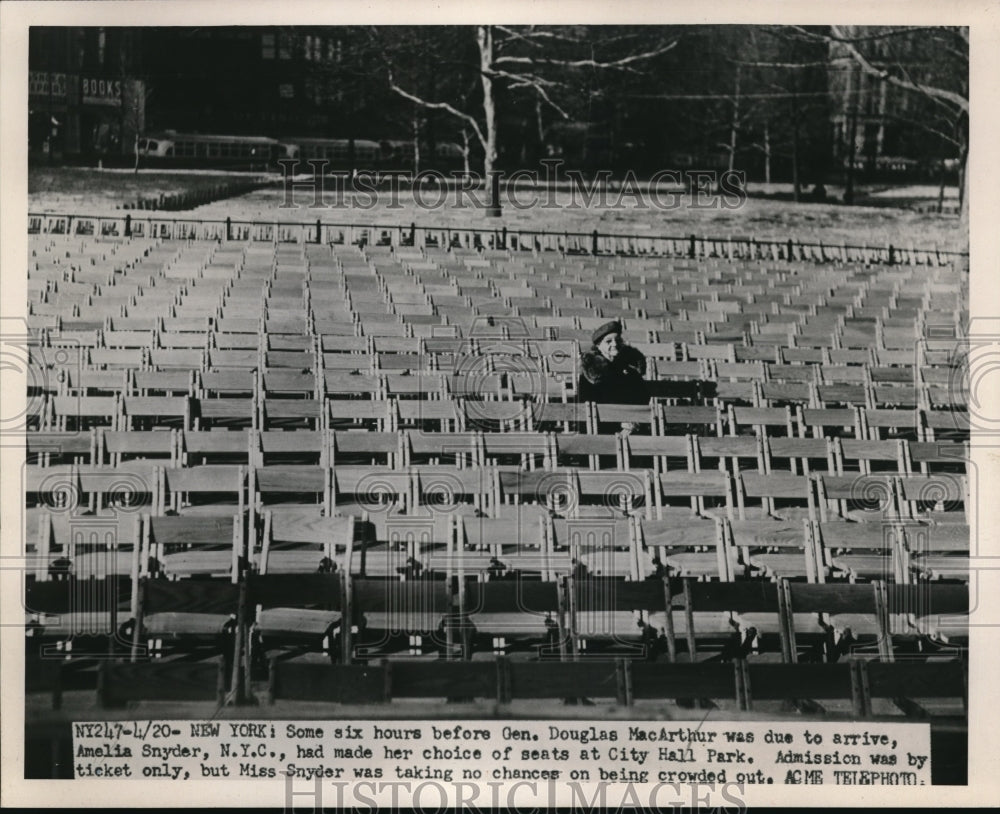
[350,546,449,576]
[734,611,828,637]
[467,612,553,636]
[748,552,815,580]
[361,610,446,632]
[144,611,231,636]
[645,611,740,639]
[824,612,882,638]
[909,555,969,581]
[661,551,737,579]
[830,554,896,581]
[258,548,328,574]
[27,611,117,637]
[72,550,137,578]
[575,610,644,638]
[258,607,341,638]
[159,551,234,578]
[576,549,638,577]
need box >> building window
[262,34,275,59]
[278,33,291,60]
[309,79,325,106]
[279,83,294,99]
[304,35,313,61]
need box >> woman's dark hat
[592,320,622,345]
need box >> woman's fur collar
[581,349,612,383]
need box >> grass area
[29,167,269,209]
[220,185,967,253]
[28,167,966,253]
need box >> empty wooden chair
[143,513,244,582]
[895,474,967,525]
[656,470,732,519]
[728,518,820,582]
[97,660,227,708]
[765,437,834,476]
[814,474,898,523]
[798,406,863,441]
[27,430,97,467]
[637,516,735,580]
[695,435,762,476]
[127,577,240,676]
[46,395,120,432]
[247,573,345,683]
[99,429,177,467]
[813,520,903,583]
[163,465,246,516]
[834,437,907,475]
[258,508,354,574]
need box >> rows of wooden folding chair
[23,235,970,717]
[659,578,968,667]
[27,509,140,587]
[262,654,965,718]
[24,565,969,708]
[25,462,165,518]
[30,377,967,449]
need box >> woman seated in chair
[578,321,649,405]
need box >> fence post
[316,218,322,244]
[501,226,507,250]
[225,217,232,242]
[124,214,131,238]
[688,234,696,258]
[787,238,793,261]
[888,244,895,266]
[592,229,599,256]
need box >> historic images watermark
[278,159,748,212]
[284,774,749,813]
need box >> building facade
[29,27,145,161]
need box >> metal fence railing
[28,212,968,267]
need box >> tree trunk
[728,67,740,174]
[461,127,471,176]
[133,133,140,175]
[959,143,969,253]
[790,85,801,203]
[412,116,421,176]
[791,116,800,203]
[478,25,501,216]
[763,121,771,185]
[844,69,859,206]
[937,162,946,214]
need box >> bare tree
[375,25,681,215]
[791,25,968,233]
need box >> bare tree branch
[882,114,964,148]
[790,25,945,44]
[386,70,486,150]
[796,25,968,112]
[486,68,572,119]
[496,26,581,46]
[732,58,854,69]
[494,38,680,71]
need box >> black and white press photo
[2,2,996,809]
